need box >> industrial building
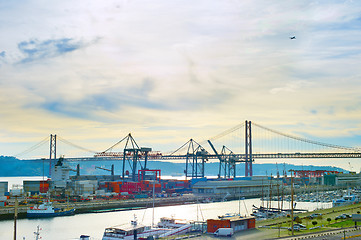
[322,172,361,186]
[0,182,8,206]
[0,182,7,195]
[207,216,256,233]
[23,180,49,194]
[192,176,283,199]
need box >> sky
[1,0,361,171]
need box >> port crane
[95,165,114,176]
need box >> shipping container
[134,194,148,199]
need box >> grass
[329,219,355,228]
[255,203,361,238]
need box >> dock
[0,194,204,220]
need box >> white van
[214,228,234,237]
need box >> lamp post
[11,187,23,240]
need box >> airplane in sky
[289,36,296,40]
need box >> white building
[192,176,284,199]
[51,158,73,189]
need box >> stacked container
[23,180,49,195]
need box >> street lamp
[10,187,23,240]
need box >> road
[192,228,280,240]
[191,227,361,240]
[277,227,361,240]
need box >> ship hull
[27,208,76,218]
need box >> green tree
[312,221,318,227]
[327,218,331,225]
[305,217,310,228]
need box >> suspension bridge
[14,120,361,179]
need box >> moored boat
[102,216,166,240]
[332,194,359,207]
[102,215,191,240]
[27,200,75,218]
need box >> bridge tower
[49,134,57,177]
[245,120,253,176]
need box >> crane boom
[207,140,222,162]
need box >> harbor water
[0,197,331,240]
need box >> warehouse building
[192,176,283,199]
[207,216,256,233]
[323,172,361,186]
[0,182,8,196]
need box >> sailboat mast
[261,179,264,208]
[152,174,155,228]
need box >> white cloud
[0,0,361,171]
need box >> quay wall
[0,194,203,220]
[0,185,347,220]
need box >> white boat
[27,200,75,218]
[156,217,192,238]
[332,194,359,207]
[102,216,191,240]
[157,216,188,228]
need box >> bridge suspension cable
[206,122,245,143]
[14,136,50,158]
[252,122,360,152]
[57,136,97,154]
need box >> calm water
[0,177,332,240]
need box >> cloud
[17,38,85,63]
[1,0,361,172]
[270,81,312,94]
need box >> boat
[218,213,241,219]
[157,216,188,228]
[332,194,359,207]
[102,216,167,240]
[27,200,75,218]
[102,215,191,240]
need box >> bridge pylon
[245,120,253,177]
[49,134,57,177]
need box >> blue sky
[1,0,361,170]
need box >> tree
[305,217,310,228]
[295,216,302,223]
[312,221,318,227]
[327,218,331,225]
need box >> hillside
[0,156,346,177]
